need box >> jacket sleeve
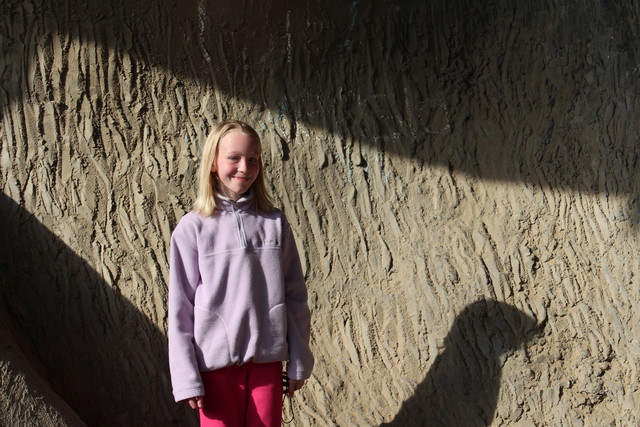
[168,217,205,402]
[281,215,314,380]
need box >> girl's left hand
[287,379,305,397]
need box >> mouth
[232,175,250,182]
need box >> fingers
[195,396,205,409]
[186,396,205,409]
[287,379,305,397]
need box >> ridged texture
[1,0,639,425]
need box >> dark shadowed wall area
[1,0,639,425]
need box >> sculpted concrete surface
[1,0,639,425]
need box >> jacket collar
[215,192,254,212]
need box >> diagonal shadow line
[381,299,541,427]
[1,0,639,216]
[0,0,636,421]
[0,193,196,426]
[0,296,88,425]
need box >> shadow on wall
[0,193,195,426]
[382,299,540,427]
[2,0,639,215]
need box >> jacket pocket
[193,306,231,368]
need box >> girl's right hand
[184,396,205,410]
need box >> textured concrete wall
[1,0,639,425]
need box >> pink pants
[199,361,283,427]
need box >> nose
[237,158,248,172]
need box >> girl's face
[212,131,261,201]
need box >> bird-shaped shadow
[382,299,541,426]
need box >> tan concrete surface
[1,0,639,425]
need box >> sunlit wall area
[1,0,639,425]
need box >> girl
[168,120,314,426]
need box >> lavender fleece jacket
[168,195,314,402]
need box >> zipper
[232,202,247,247]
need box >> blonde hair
[193,120,274,216]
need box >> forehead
[218,131,260,153]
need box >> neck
[215,184,242,202]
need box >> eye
[249,157,259,163]
[228,156,238,161]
